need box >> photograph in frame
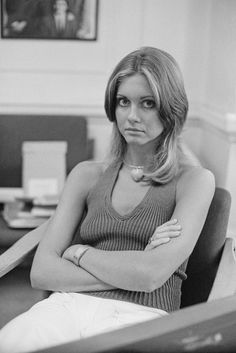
[0,0,98,40]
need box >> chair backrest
[0,114,91,187]
[181,187,231,308]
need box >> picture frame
[0,0,99,41]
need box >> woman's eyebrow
[116,94,154,99]
[140,95,154,99]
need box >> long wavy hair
[104,46,189,184]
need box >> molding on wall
[0,70,107,107]
[0,102,106,117]
[188,103,236,142]
[0,68,107,75]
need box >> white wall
[182,0,236,237]
[205,0,236,116]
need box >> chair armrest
[0,221,48,278]
[208,237,236,301]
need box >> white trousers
[0,292,167,353]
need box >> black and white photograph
[0,1,236,353]
[1,0,98,40]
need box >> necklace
[123,160,144,182]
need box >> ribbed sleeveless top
[79,162,187,312]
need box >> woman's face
[115,73,163,148]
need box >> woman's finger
[161,219,178,226]
[152,226,181,238]
[149,229,181,244]
[155,230,181,238]
[149,231,180,245]
[154,224,181,234]
[146,237,170,250]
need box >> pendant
[130,168,144,182]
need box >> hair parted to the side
[104,46,189,184]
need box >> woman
[0,47,215,352]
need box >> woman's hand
[145,219,181,251]
[62,244,79,262]
[62,244,91,266]
[62,244,86,264]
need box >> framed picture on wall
[0,0,99,40]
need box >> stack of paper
[3,195,58,229]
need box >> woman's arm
[69,168,215,292]
[30,161,115,292]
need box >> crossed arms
[30,162,215,293]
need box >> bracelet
[73,246,90,266]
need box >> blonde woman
[0,47,215,353]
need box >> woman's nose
[127,104,140,122]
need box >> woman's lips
[125,128,144,133]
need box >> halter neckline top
[79,161,188,312]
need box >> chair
[0,188,235,348]
[181,187,234,307]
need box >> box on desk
[22,141,67,198]
[2,141,66,230]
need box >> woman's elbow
[137,266,165,293]
[30,252,54,290]
[30,263,47,289]
[142,277,164,293]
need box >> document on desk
[2,201,49,229]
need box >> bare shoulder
[59,160,109,201]
[177,165,215,187]
[68,160,108,187]
[176,166,215,202]
[72,160,107,175]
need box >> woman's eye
[142,100,155,109]
[117,97,129,107]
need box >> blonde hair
[104,47,189,184]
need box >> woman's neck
[124,147,154,168]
